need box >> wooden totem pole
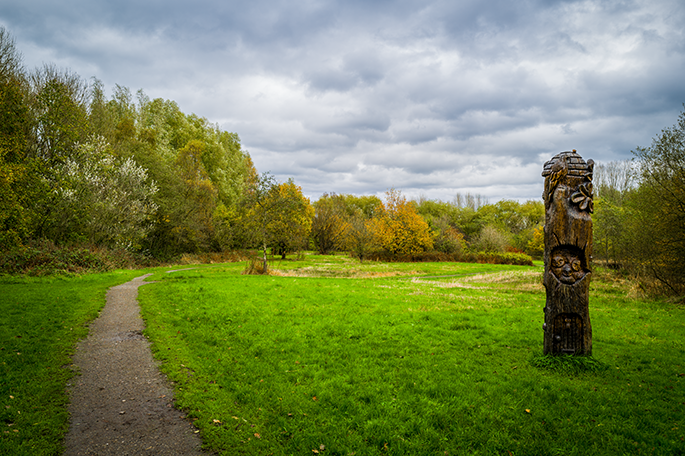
[541,150,594,355]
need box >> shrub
[472,225,511,253]
[178,250,249,265]
[432,217,466,255]
[242,256,267,275]
[363,249,533,266]
[0,240,113,275]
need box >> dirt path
[64,274,210,456]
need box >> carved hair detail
[542,150,594,212]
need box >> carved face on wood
[550,248,585,284]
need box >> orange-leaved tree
[372,189,433,255]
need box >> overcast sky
[2,0,684,203]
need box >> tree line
[0,27,539,267]
[0,27,255,259]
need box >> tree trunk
[262,241,268,274]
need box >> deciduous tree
[269,180,314,259]
[0,27,34,249]
[60,138,159,249]
[346,215,376,262]
[240,174,313,272]
[312,193,350,254]
[372,189,433,255]
[628,107,685,294]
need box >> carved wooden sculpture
[541,150,594,355]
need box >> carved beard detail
[550,250,585,284]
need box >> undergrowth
[0,240,145,275]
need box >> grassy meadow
[136,255,684,456]
[0,255,682,455]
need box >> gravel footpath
[64,274,212,456]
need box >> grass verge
[138,255,685,455]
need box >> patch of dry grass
[459,269,542,284]
[178,251,249,265]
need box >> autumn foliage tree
[372,189,433,255]
[269,179,314,259]
[312,193,350,254]
[346,215,377,262]
[527,225,544,259]
[240,174,314,272]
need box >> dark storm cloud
[1,0,684,202]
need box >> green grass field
[1,255,683,455]
[137,255,684,455]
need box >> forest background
[0,27,683,297]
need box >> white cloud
[1,0,684,203]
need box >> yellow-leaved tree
[241,173,313,272]
[526,225,544,259]
[372,189,433,255]
[268,179,314,259]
